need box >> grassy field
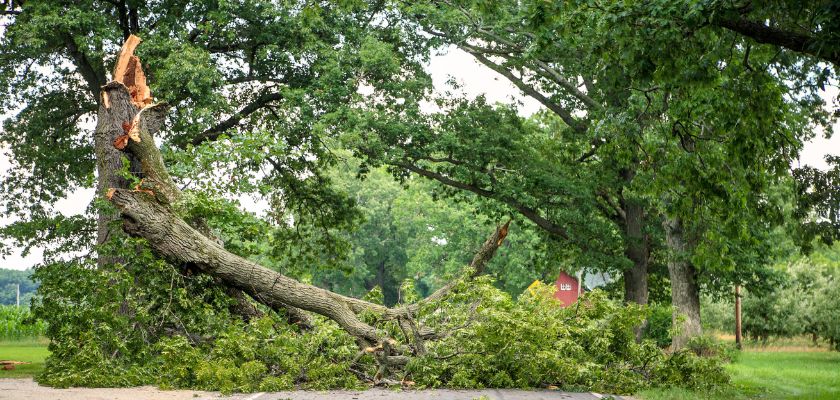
[640,350,840,400]
[0,339,49,379]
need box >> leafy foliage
[34,268,729,393]
[703,244,840,349]
[0,0,834,394]
[320,158,553,303]
[408,282,728,394]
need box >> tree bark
[621,201,649,307]
[714,15,840,67]
[735,285,742,350]
[662,217,702,350]
[110,188,382,341]
[94,82,143,248]
[622,200,649,341]
[97,36,310,327]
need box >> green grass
[639,351,840,400]
[0,339,49,379]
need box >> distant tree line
[0,268,37,306]
[702,245,840,350]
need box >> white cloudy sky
[1,46,838,270]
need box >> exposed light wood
[112,34,141,81]
[112,34,152,108]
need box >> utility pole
[735,285,742,350]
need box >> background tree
[318,158,550,303]
[0,268,37,306]
[353,0,832,348]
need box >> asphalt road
[0,378,632,400]
[224,389,631,400]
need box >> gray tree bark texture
[662,217,702,350]
[618,169,649,308]
[621,201,650,342]
[622,202,649,306]
[94,82,142,247]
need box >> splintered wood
[113,113,143,150]
[497,220,510,245]
[113,34,152,108]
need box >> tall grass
[0,305,46,340]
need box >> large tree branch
[462,47,588,132]
[715,15,840,66]
[190,92,284,146]
[63,34,107,102]
[391,161,571,240]
[530,59,600,110]
[467,28,601,111]
[110,189,382,342]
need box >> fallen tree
[25,35,732,393]
[100,35,509,381]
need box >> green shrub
[644,304,673,348]
[406,280,729,395]
[33,251,729,394]
[685,334,738,362]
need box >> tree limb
[714,15,840,66]
[462,47,587,132]
[391,161,571,239]
[190,92,284,146]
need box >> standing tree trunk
[95,35,295,326]
[618,168,650,341]
[94,43,144,250]
[623,201,650,341]
[735,285,742,350]
[622,202,649,306]
[663,216,702,350]
[618,169,650,308]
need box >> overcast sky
[1,46,838,270]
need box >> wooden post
[15,283,19,307]
[735,285,742,350]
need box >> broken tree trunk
[97,35,303,327]
[101,35,510,377]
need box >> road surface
[0,378,632,400]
